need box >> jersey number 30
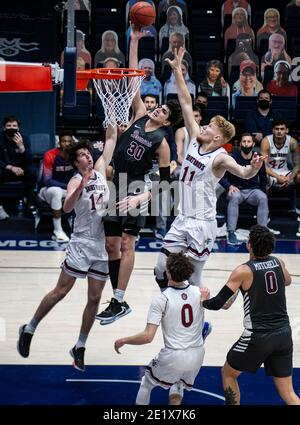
[181,304,193,327]
[127,141,145,160]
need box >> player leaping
[154,47,265,291]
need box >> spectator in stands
[221,0,251,28]
[195,91,209,125]
[38,133,74,242]
[139,58,162,101]
[94,31,125,68]
[158,0,187,17]
[245,89,282,146]
[199,60,230,97]
[232,60,262,110]
[260,119,300,190]
[219,133,269,245]
[61,30,91,68]
[267,60,298,98]
[103,57,120,68]
[159,5,189,50]
[228,33,258,76]
[261,33,291,78]
[161,32,192,76]
[0,116,37,217]
[285,0,300,18]
[224,7,254,51]
[260,119,300,236]
[257,9,287,50]
[141,94,159,111]
[164,59,195,101]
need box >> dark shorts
[103,215,144,237]
[227,326,293,377]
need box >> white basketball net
[93,71,145,128]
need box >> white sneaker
[0,206,9,220]
[52,229,69,243]
[296,225,300,238]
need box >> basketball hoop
[76,68,145,128]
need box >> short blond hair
[210,115,236,143]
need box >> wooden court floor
[0,251,299,368]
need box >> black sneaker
[70,346,85,372]
[95,298,132,325]
[17,325,33,358]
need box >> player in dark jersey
[96,24,182,325]
[201,225,300,405]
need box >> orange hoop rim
[76,67,145,81]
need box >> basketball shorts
[163,214,217,261]
[227,326,293,377]
[103,215,145,237]
[145,346,205,390]
[62,237,109,281]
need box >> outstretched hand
[250,152,266,170]
[130,21,147,41]
[114,339,125,354]
[164,46,186,71]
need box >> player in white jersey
[17,125,117,371]
[114,252,208,405]
[174,105,202,179]
[155,47,265,290]
[260,119,300,189]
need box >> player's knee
[88,292,101,305]
[105,237,119,257]
[120,235,135,254]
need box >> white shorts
[163,214,217,261]
[62,237,109,281]
[145,346,205,390]
[39,186,67,210]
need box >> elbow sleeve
[203,285,235,310]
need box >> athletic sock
[25,318,39,334]
[75,333,88,349]
[113,289,125,303]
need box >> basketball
[129,1,156,28]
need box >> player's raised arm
[128,23,147,119]
[94,124,117,176]
[165,47,199,140]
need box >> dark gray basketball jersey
[241,256,289,331]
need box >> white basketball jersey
[267,135,291,175]
[147,285,204,349]
[72,170,109,240]
[178,140,226,219]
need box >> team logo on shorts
[181,293,187,300]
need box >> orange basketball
[130,1,156,28]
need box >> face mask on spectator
[241,145,253,154]
[257,99,270,110]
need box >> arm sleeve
[202,285,235,310]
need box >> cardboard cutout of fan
[129,1,156,29]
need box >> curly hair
[68,139,92,169]
[166,99,182,126]
[248,225,275,258]
[166,252,195,283]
